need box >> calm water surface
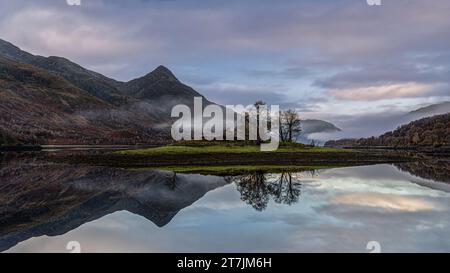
[1,157,450,253]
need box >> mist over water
[305,105,450,142]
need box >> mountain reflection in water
[1,155,450,252]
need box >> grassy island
[50,141,412,173]
[116,141,352,155]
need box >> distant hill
[0,38,217,145]
[325,113,450,148]
[295,119,341,145]
[408,101,450,117]
[300,119,341,135]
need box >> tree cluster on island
[250,101,303,144]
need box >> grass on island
[117,140,352,155]
[129,164,340,175]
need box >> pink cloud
[328,82,435,101]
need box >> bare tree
[279,111,289,142]
[166,172,178,190]
[253,101,266,144]
[280,109,302,142]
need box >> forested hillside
[325,113,450,148]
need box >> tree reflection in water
[233,172,302,211]
[235,172,270,211]
[269,172,301,205]
[166,172,178,190]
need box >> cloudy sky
[1,0,449,138]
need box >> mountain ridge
[0,39,128,105]
[0,38,341,145]
[0,38,212,145]
[0,38,210,105]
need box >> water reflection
[394,160,450,184]
[1,155,450,252]
[234,172,302,211]
[0,157,228,251]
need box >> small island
[51,140,413,175]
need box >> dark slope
[0,56,166,144]
[0,56,111,144]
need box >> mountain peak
[122,65,202,101]
[148,65,179,81]
[155,65,171,72]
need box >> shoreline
[0,145,42,152]
[332,146,450,156]
[50,150,415,169]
